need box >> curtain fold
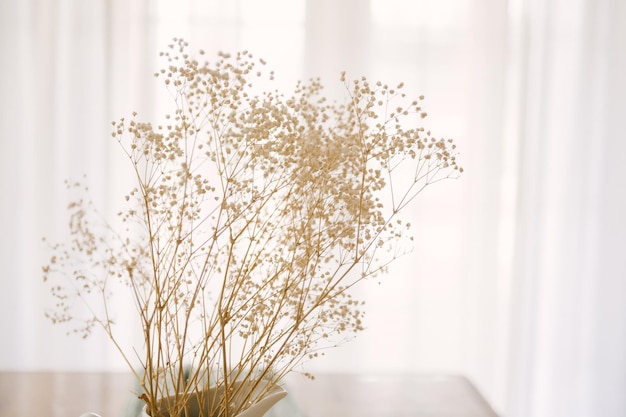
[0,0,155,370]
[508,0,626,416]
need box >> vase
[139,379,287,417]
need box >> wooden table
[0,372,498,417]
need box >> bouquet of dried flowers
[43,38,461,417]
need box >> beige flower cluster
[43,38,461,417]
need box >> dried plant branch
[42,38,462,417]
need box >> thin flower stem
[42,39,461,417]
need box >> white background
[1,1,625,416]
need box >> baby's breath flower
[42,38,461,417]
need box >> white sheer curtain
[0,0,156,370]
[507,1,626,416]
[1,1,625,416]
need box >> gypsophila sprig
[43,38,461,417]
